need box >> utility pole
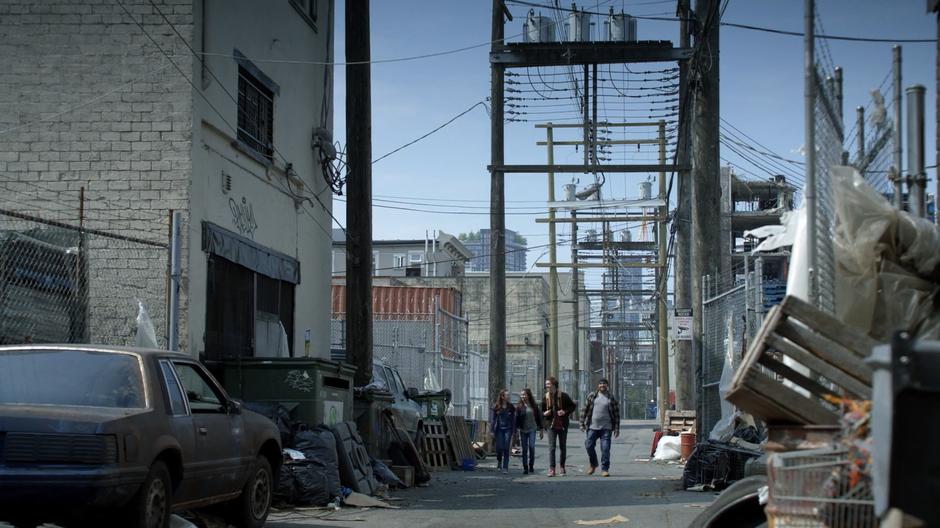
[656,120,670,422]
[345,0,373,386]
[691,0,721,426]
[893,46,903,209]
[547,126,559,379]
[489,0,507,404]
[803,0,818,306]
[673,0,693,412]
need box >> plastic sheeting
[832,166,940,341]
[133,299,158,349]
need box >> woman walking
[541,376,577,477]
[490,389,516,474]
[516,388,543,475]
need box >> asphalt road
[266,420,715,528]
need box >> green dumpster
[412,392,450,418]
[354,389,394,458]
[217,358,356,427]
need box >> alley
[266,421,712,528]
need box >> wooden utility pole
[656,120,670,422]
[489,0,507,403]
[345,0,373,386]
[691,0,721,425]
[547,125,559,378]
[674,0,694,411]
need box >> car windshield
[0,349,146,409]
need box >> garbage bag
[653,435,681,461]
[292,426,342,499]
[370,457,405,488]
[289,460,333,506]
[241,401,293,447]
[274,463,298,505]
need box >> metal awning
[201,222,299,284]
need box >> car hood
[0,404,151,434]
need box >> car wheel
[688,475,768,528]
[227,456,273,528]
[127,461,172,528]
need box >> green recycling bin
[217,357,356,428]
[354,389,395,458]
[412,392,450,419]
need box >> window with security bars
[237,66,274,162]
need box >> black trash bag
[370,457,405,489]
[388,441,431,485]
[240,401,294,447]
[732,424,762,444]
[291,460,333,506]
[291,426,342,499]
[274,463,298,505]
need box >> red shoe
[547,467,556,477]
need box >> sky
[328,1,938,259]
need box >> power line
[372,101,489,164]
[721,21,936,44]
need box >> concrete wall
[187,0,334,358]
[0,0,193,346]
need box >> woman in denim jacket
[490,389,516,474]
[516,388,543,475]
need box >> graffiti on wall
[230,196,258,239]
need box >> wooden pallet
[444,415,476,467]
[664,410,697,435]
[726,295,879,425]
[421,418,453,470]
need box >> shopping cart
[765,447,875,527]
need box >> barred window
[237,66,274,162]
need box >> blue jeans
[585,428,613,471]
[520,430,536,469]
[494,429,512,469]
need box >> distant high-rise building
[460,229,527,272]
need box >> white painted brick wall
[0,0,194,348]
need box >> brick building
[0,0,335,359]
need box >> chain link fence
[559,368,590,409]
[0,209,169,347]
[466,346,489,420]
[812,68,843,316]
[331,306,473,418]
[700,269,765,436]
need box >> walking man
[580,378,620,477]
[541,376,577,477]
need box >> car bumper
[0,465,147,508]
